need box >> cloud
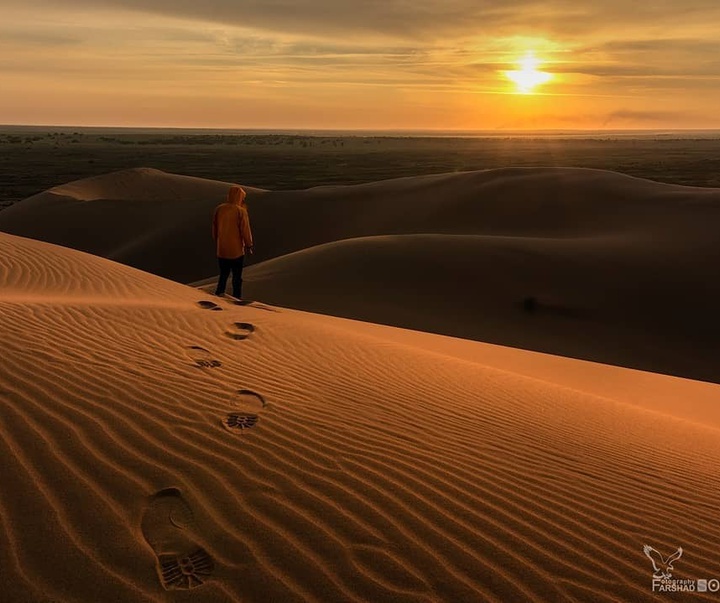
[19,0,720,42]
[0,28,82,47]
[495,108,698,130]
[4,0,511,39]
[555,63,720,78]
[10,0,707,41]
[570,38,720,76]
[602,109,690,126]
[593,38,720,54]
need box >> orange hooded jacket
[212,186,254,259]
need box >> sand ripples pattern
[1,233,720,601]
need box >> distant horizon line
[3,124,720,138]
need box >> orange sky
[2,1,720,130]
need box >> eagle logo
[643,545,683,579]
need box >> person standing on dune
[212,185,254,299]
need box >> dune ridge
[0,168,266,277]
[3,166,720,384]
[2,231,720,601]
[3,166,720,281]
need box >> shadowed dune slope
[2,231,720,602]
[0,168,267,282]
[3,166,720,282]
[196,229,720,382]
[4,166,720,382]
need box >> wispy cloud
[17,0,720,40]
[0,29,81,47]
[603,109,690,124]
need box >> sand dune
[199,230,718,382]
[0,168,267,282]
[2,230,720,602]
[4,166,720,282]
[3,166,720,383]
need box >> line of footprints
[191,299,265,434]
[143,300,268,592]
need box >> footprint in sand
[141,487,214,590]
[185,346,222,368]
[196,300,223,311]
[225,322,256,340]
[223,389,266,432]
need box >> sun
[505,52,553,94]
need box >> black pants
[215,256,245,298]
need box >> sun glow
[505,52,553,94]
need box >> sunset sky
[2,0,720,130]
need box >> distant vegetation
[2,128,720,209]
